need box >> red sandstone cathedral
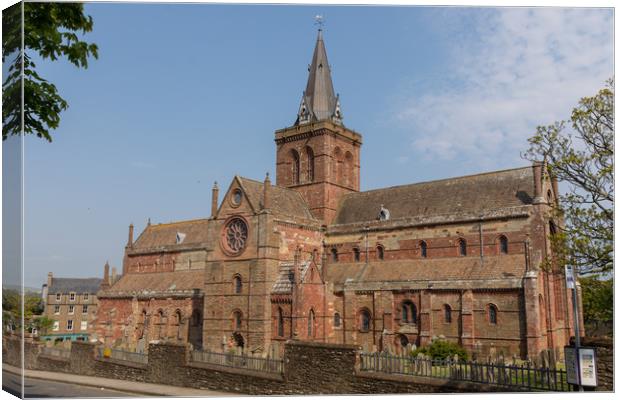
[95,29,582,360]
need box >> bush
[411,339,468,361]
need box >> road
[2,370,139,398]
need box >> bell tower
[275,29,362,224]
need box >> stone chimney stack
[111,267,117,284]
[263,172,271,210]
[211,182,219,218]
[47,272,53,288]
[103,261,110,285]
[127,223,134,247]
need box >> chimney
[263,172,271,210]
[111,267,117,284]
[211,181,219,218]
[127,223,134,247]
[47,272,53,288]
[103,261,110,285]
[532,161,544,204]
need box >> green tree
[580,275,613,324]
[2,2,98,142]
[524,79,614,275]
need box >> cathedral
[95,29,582,360]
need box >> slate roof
[333,166,535,225]
[271,261,312,294]
[49,278,103,294]
[132,219,210,250]
[324,254,527,291]
[98,270,203,297]
[237,177,316,220]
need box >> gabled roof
[49,278,103,294]
[98,270,203,298]
[333,166,535,225]
[295,29,342,126]
[237,177,316,220]
[132,219,210,250]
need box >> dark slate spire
[296,29,343,126]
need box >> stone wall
[4,337,613,394]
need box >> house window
[308,309,315,338]
[53,321,59,331]
[54,305,60,314]
[420,241,428,258]
[359,309,371,332]
[81,321,88,331]
[376,245,385,260]
[334,312,341,328]
[56,293,61,302]
[499,235,508,254]
[82,305,88,314]
[68,305,74,315]
[277,307,284,337]
[83,293,89,301]
[458,239,467,256]
[233,275,242,294]
[291,149,300,185]
[69,292,76,301]
[401,301,417,324]
[444,304,452,323]
[233,311,242,331]
[488,304,498,324]
[331,248,338,262]
[306,146,315,182]
[353,247,360,262]
[67,320,73,330]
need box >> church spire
[296,29,343,126]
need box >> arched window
[444,304,452,323]
[175,310,182,340]
[333,147,342,183]
[291,149,300,185]
[345,151,354,186]
[488,304,498,325]
[401,301,417,324]
[334,312,341,328]
[157,310,164,339]
[549,220,557,235]
[458,239,467,256]
[308,309,315,338]
[233,310,242,331]
[359,309,371,332]
[499,235,508,254]
[191,310,201,327]
[331,248,338,262]
[547,189,553,204]
[277,307,284,337]
[420,241,428,258]
[376,245,385,260]
[306,146,315,182]
[353,247,360,262]
[233,275,242,294]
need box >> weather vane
[314,14,324,29]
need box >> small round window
[232,189,242,206]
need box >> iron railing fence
[97,347,148,364]
[359,352,570,392]
[40,346,71,359]
[190,350,284,374]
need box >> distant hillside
[2,284,41,294]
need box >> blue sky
[8,4,614,287]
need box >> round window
[222,217,248,255]
[232,189,242,206]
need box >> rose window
[223,218,248,254]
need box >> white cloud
[398,8,613,167]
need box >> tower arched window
[444,304,452,323]
[420,241,428,258]
[306,146,315,182]
[175,310,182,340]
[291,149,300,185]
[233,310,243,331]
[345,151,354,186]
[488,304,498,325]
[233,275,242,294]
[331,248,338,262]
[376,245,385,260]
[277,307,284,337]
[333,147,342,183]
[353,247,360,262]
[458,239,467,256]
[334,312,341,328]
[499,235,508,254]
[308,309,316,338]
[359,309,371,332]
[401,301,417,324]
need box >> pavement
[2,364,239,398]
